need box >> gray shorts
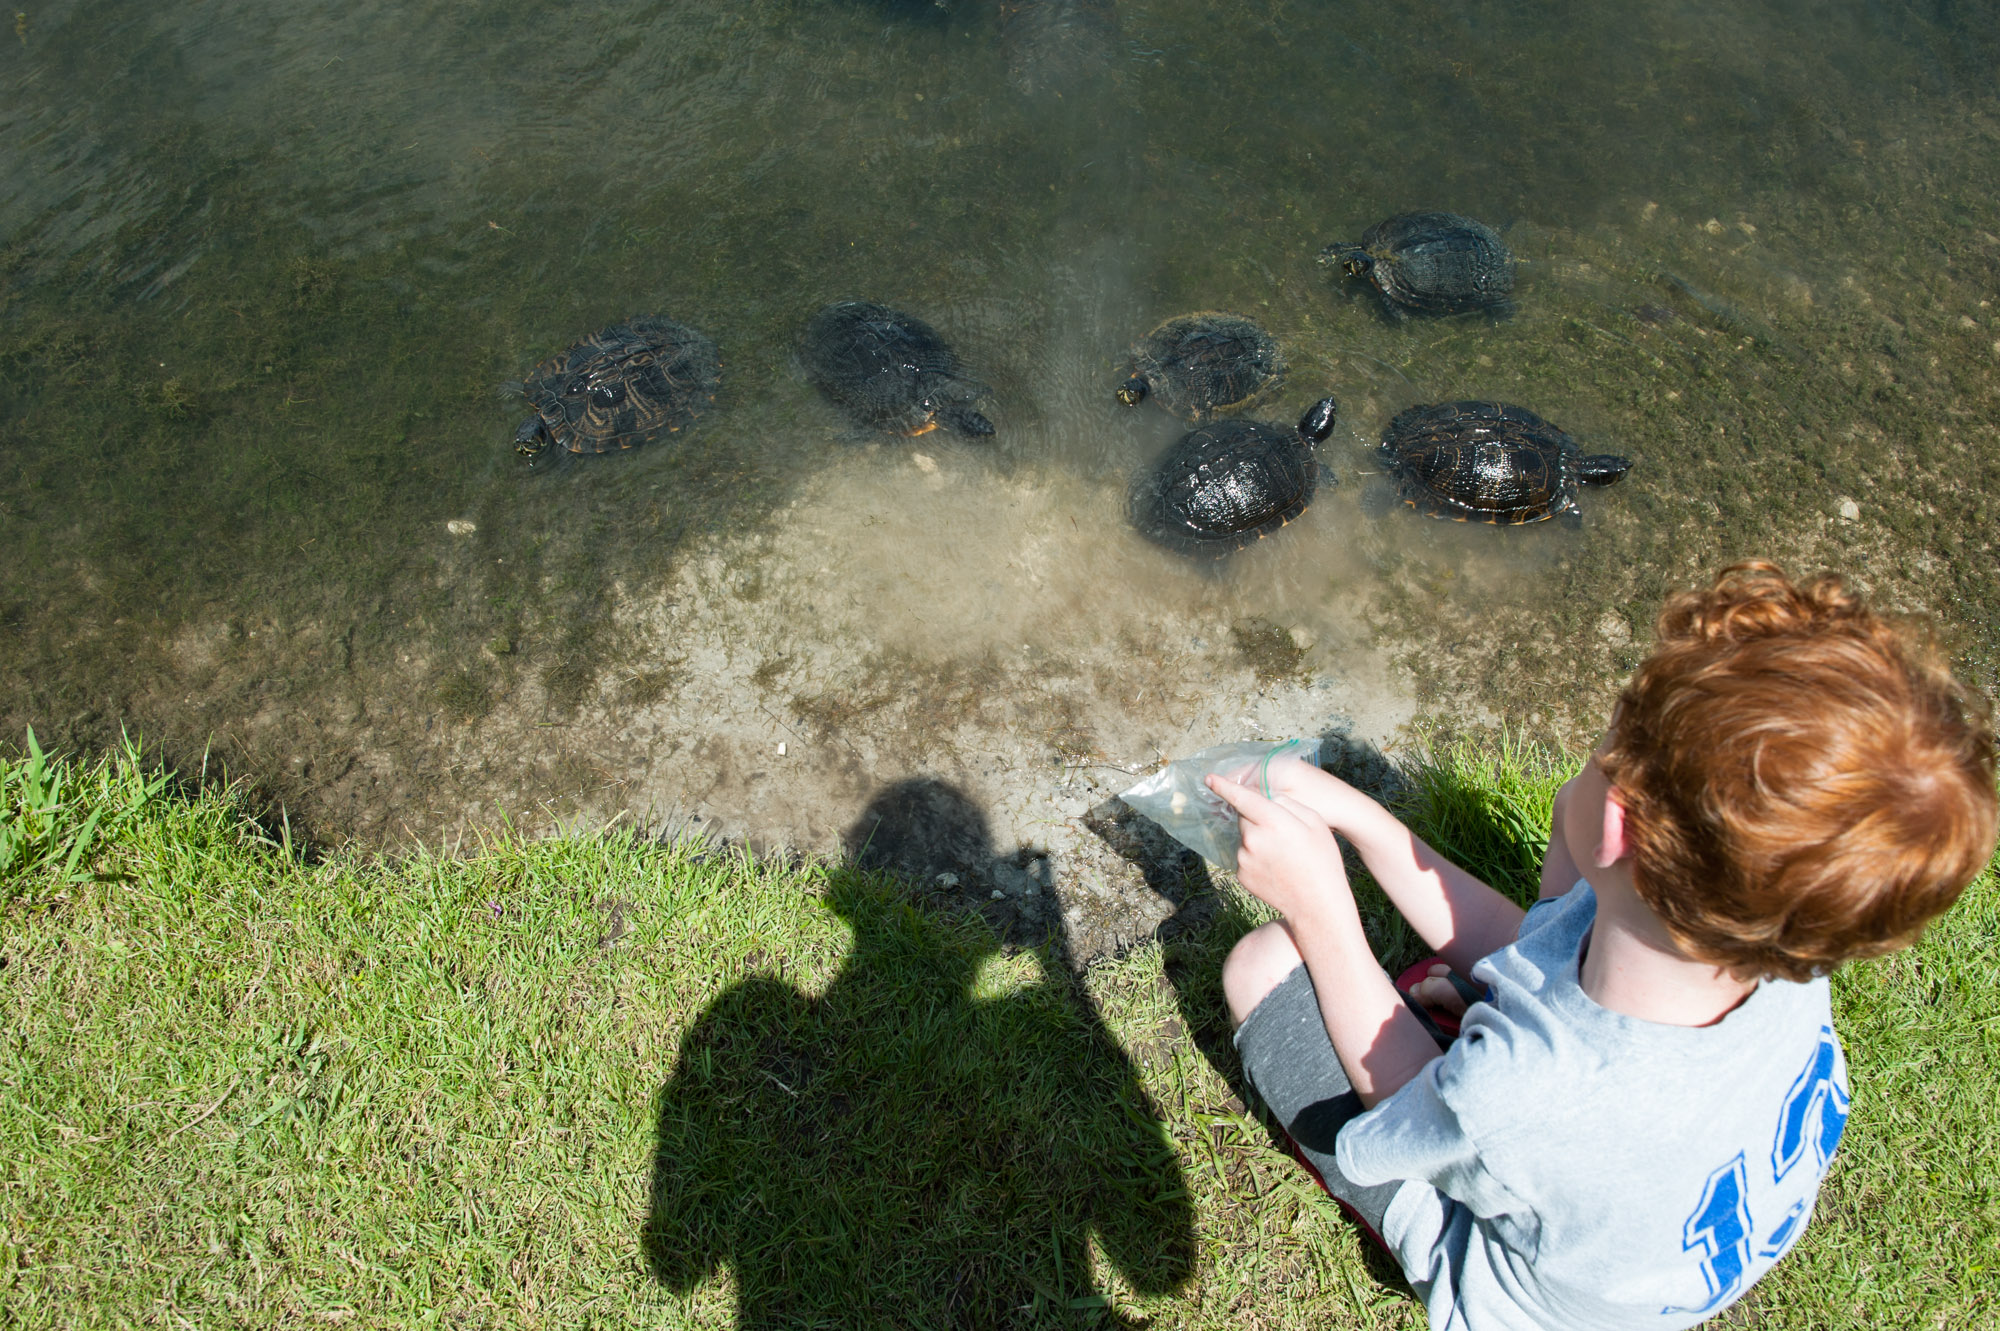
[1233,962,1451,1242]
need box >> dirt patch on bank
[110,446,1416,964]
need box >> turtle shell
[518,316,720,455]
[1324,212,1515,317]
[802,301,994,437]
[1130,418,1317,554]
[1380,401,1622,525]
[1122,313,1284,420]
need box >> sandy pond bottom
[147,431,1421,963]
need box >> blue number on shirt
[1666,1153,1752,1315]
[1757,1199,1807,1260]
[1771,1026,1848,1182]
[1666,1028,1849,1316]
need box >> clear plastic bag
[1117,738,1322,871]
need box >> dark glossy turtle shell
[1130,418,1318,554]
[1380,401,1631,525]
[519,316,720,454]
[1325,212,1515,317]
[802,301,994,437]
[1123,313,1284,420]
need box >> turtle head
[940,404,996,438]
[1297,396,1339,446]
[514,415,552,457]
[1579,453,1633,487]
[1116,376,1149,408]
[1319,242,1372,279]
[920,374,995,438]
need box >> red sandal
[1393,956,1484,1039]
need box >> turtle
[1378,401,1631,526]
[512,316,720,461]
[1116,312,1285,420]
[801,301,995,438]
[1320,212,1516,319]
[1129,397,1339,555]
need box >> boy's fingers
[1215,761,1261,788]
[1271,793,1321,823]
[1207,775,1303,826]
[1204,772,1265,814]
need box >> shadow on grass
[644,778,1193,1327]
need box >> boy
[1205,562,1996,1328]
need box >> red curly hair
[1599,561,1996,982]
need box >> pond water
[4,1,1998,950]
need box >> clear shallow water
[3,1,1999,867]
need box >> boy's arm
[1537,775,1585,900]
[1207,775,1443,1107]
[1259,762,1526,975]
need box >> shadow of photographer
[644,778,1194,1326]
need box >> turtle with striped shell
[1379,401,1630,526]
[1116,312,1284,420]
[513,316,720,461]
[1322,212,1516,318]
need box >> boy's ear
[1597,787,1630,868]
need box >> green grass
[1,738,1993,1328]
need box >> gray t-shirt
[1336,884,1850,1330]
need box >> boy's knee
[1223,921,1303,1027]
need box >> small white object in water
[911,452,939,474]
[1838,498,1861,522]
[777,741,788,756]
[446,518,476,536]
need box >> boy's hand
[1206,774,1354,925]
[1223,757,1381,837]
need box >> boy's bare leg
[1225,922,1409,1244]
[1205,776,1444,1106]
[1223,920,1307,1026]
[1232,926,1471,1031]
